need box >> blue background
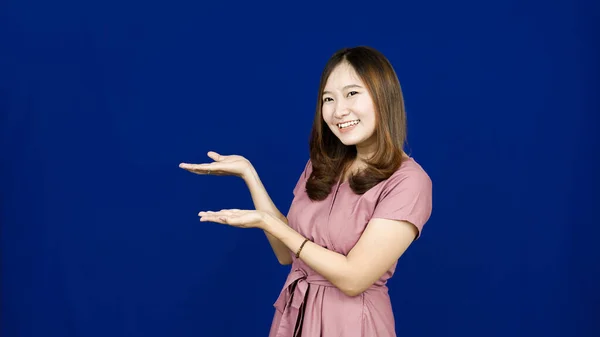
[1,0,598,336]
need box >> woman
[179,46,432,337]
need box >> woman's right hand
[179,151,254,179]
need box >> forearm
[263,215,359,296]
[243,166,293,265]
[243,166,287,222]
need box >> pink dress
[268,157,433,337]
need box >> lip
[336,119,360,133]
[336,119,360,128]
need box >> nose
[333,100,351,120]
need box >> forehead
[324,62,363,88]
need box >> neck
[355,145,375,162]
[343,148,408,183]
[354,147,409,162]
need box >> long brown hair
[306,46,407,201]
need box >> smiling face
[321,62,378,158]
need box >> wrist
[260,211,279,233]
[241,164,256,182]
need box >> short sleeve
[371,168,433,239]
[292,159,312,197]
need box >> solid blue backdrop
[1,0,598,336]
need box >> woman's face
[321,62,377,156]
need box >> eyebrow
[323,84,363,95]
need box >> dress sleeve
[292,159,312,197]
[371,168,433,239]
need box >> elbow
[341,289,363,297]
[339,281,369,297]
[341,287,365,297]
[278,257,292,265]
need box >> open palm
[179,151,252,178]
[198,209,266,229]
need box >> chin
[329,127,368,146]
[336,135,365,146]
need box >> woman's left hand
[198,209,269,229]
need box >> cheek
[358,101,376,123]
[357,108,377,133]
[321,106,334,123]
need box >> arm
[179,151,294,265]
[197,161,432,295]
[242,166,293,265]
[262,214,418,296]
[260,167,432,296]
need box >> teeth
[338,120,360,129]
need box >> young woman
[179,46,432,337]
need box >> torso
[268,155,431,337]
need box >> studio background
[1,1,598,336]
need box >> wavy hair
[306,46,408,201]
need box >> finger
[198,210,229,217]
[218,209,237,217]
[198,212,226,222]
[179,163,208,169]
[207,151,223,162]
[179,163,217,174]
[215,209,239,212]
[200,216,226,223]
[199,211,245,225]
[203,209,244,214]
[179,163,207,171]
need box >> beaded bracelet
[295,239,309,258]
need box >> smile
[337,120,360,129]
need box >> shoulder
[371,156,433,237]
[378,157,432,197]
[304,159,314,177]
[292,159,313,196]
[296,159,313,181]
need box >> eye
[347,91,358,97]
[322,97,333,103]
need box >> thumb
[207,151,223,161]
